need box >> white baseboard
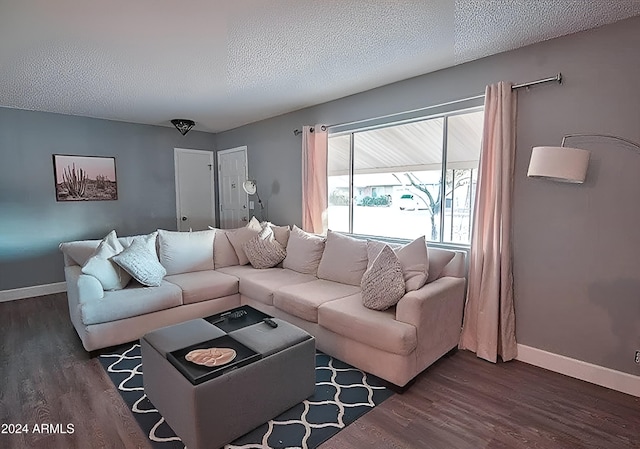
[0,282,67,302]
[516,344,640,398]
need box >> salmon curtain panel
[301,125,328,234]
[459,82,518,363]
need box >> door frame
[174,148,216,230]
[217,146,248,228]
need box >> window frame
[327,103,484,249]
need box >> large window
[327,108,483,245]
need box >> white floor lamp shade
[527,146,590,183]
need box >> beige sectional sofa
[61,223,466,388]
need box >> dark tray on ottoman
[205,305,271,333]
[167,334,261,385]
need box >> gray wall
[0,108,215,290]
[216,16,640,376]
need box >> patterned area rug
[98,343,393,449]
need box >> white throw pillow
[113,232,166,287]
[282,225,326,275]
[81,231,131,290]
[208,227,240,268]
[157,229,215,275]
[59,240,102,266]
[426,247,456,283]
[396,236,429,291]
[261,221,291,248]
[317,230,368,286]
[361,244,406,311]
[226,219,262,265]
[243,225,287,269]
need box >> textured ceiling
[1,1,639,133]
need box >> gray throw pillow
[243,226,287,269]
[113,232,166,287]
[361,244,406,311]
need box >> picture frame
[53,154,118,201]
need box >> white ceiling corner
[0,0,639,133]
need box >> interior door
[174,148,215,231]
[217,146,248,229]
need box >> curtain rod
[512,72,562,90]
[293,72,562,135]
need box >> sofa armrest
[65,266,105,303]
[395,277,466,370]
[65,266,104,330]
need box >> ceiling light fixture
[171,119,196,136]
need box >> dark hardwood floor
[1,294,638,449]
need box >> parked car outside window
[398,193,419,211]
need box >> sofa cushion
[426,247,456,282]
[273,279,360,323]
[317,230,368,286]
[216,265,265,279]
[157,229,215,275]
[243,225,287,269]
[226,218,262,265]
[282,226,326,275]
[113,232,166,287]
[80,280,182,325]
[361,245,405,311]
[209,228,240,268]
[318,294,417,356]
[239,268,316,305]
[164,270,239,305]
[81,232,132,291]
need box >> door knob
[241,217,248,222]
[181,216,188,221]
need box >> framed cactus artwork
[53,155,118,201]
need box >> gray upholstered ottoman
[141,314,315,449]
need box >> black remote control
[263,318,278,328]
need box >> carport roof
[328,110,483,176]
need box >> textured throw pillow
[226,219,262,265]
[361,244,406,311]
[157,229,215,275]
[243,225,287,269]
[317,230,368,286]
[282,225,326,275]
[81,231,131,290]
[396,236,429,291]
[113,232,166,287]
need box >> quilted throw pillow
[361,244,406,311]
[81,230,132,290]
[113,232,166,287]
[243,226,287,269]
